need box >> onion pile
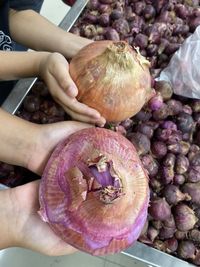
[39,128,149,255]
[70,0,200,78]
[69,40,153,122]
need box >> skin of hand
[2,180,77,256]
[39,52,106,127]
[0,118,93,255]
[7,9,106,126]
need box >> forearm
[0,108,39,168]
[0,51,49,80]
[9,9,93,59]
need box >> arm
[0,108,93,174]
[6,10,105,125]
[0,51,105,125]
[9,9,93,59]
[0,109,94,255]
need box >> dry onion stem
[39,128,149,255]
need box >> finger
[59,102,106,127]
[53,60,78,98]
[53,83,103,120]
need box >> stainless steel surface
[0,0,195,266]
[1,0,89,114]
[123,242,194,267]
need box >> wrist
[0,188,19,249]
[59,32,93,59]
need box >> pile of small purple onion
[70,0,200,78]
[108,80,200,265]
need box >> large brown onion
[69,41,153,122]
[39,128,149,255]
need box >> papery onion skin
[39,128,149,255]
[69,40,152,122]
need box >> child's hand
[39,52,105,127]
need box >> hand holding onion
[0,180,77,256]
[39,52,105,126]
[39,128,150,255]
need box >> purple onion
[152,103,170,121]
[161,121,177,131]
[70,26,80,35]
[149,198,171,221]
[167,130,183,145]
[173,204,198,231]
[133,1,146,16]
[88,0,99,10]
[191,100,200,112]
[176,112,194,133]
[141,155,159,177]
[81,25,97,38]
[105,28,120,41]
[168,141,190,155]
[149,177,162,193]
[143,4,156,20]
[98,13,110,26]
[163,153,176,167]
[134,33,148,49]
[151,141,167,159]
[182,182,200,206]
[151,220,162,230]
[158,39,169,54]
[125,6,135,21]
[163,215,175,229]
[83,13,98,24]
[166,100,183,116]
[110,9,123,20]
[128,132,150,156]
[23,95,40,113]
[147,226,159,242]
[147,44,158,56]
[159,226,176,240]
[175,155,189,174]
[163,184,190,205]
[134,110,152,122]
[188,229,200,243]
[161,166,174,185]
[174,174,185,185]
[148,93,163,111]
[155,81,173,101]
[187,166,200,182]
[175,4,189,19]
[182,104,193,115]
[98,4,111,14]
[177,241,196,260]
[164,238,178,253]
[189,16,200,32]
[155,128,172,142]
[165,43,180,55]
[137,123,154,138]
[112,18,130,35]
[175,230,188,240]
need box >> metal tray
[0,1,194,266]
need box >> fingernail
[67,85,78,97]
[97,118,106,127]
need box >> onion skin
[39,128,149,255]
[69,41,152,122]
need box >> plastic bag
[158,26,200,99]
